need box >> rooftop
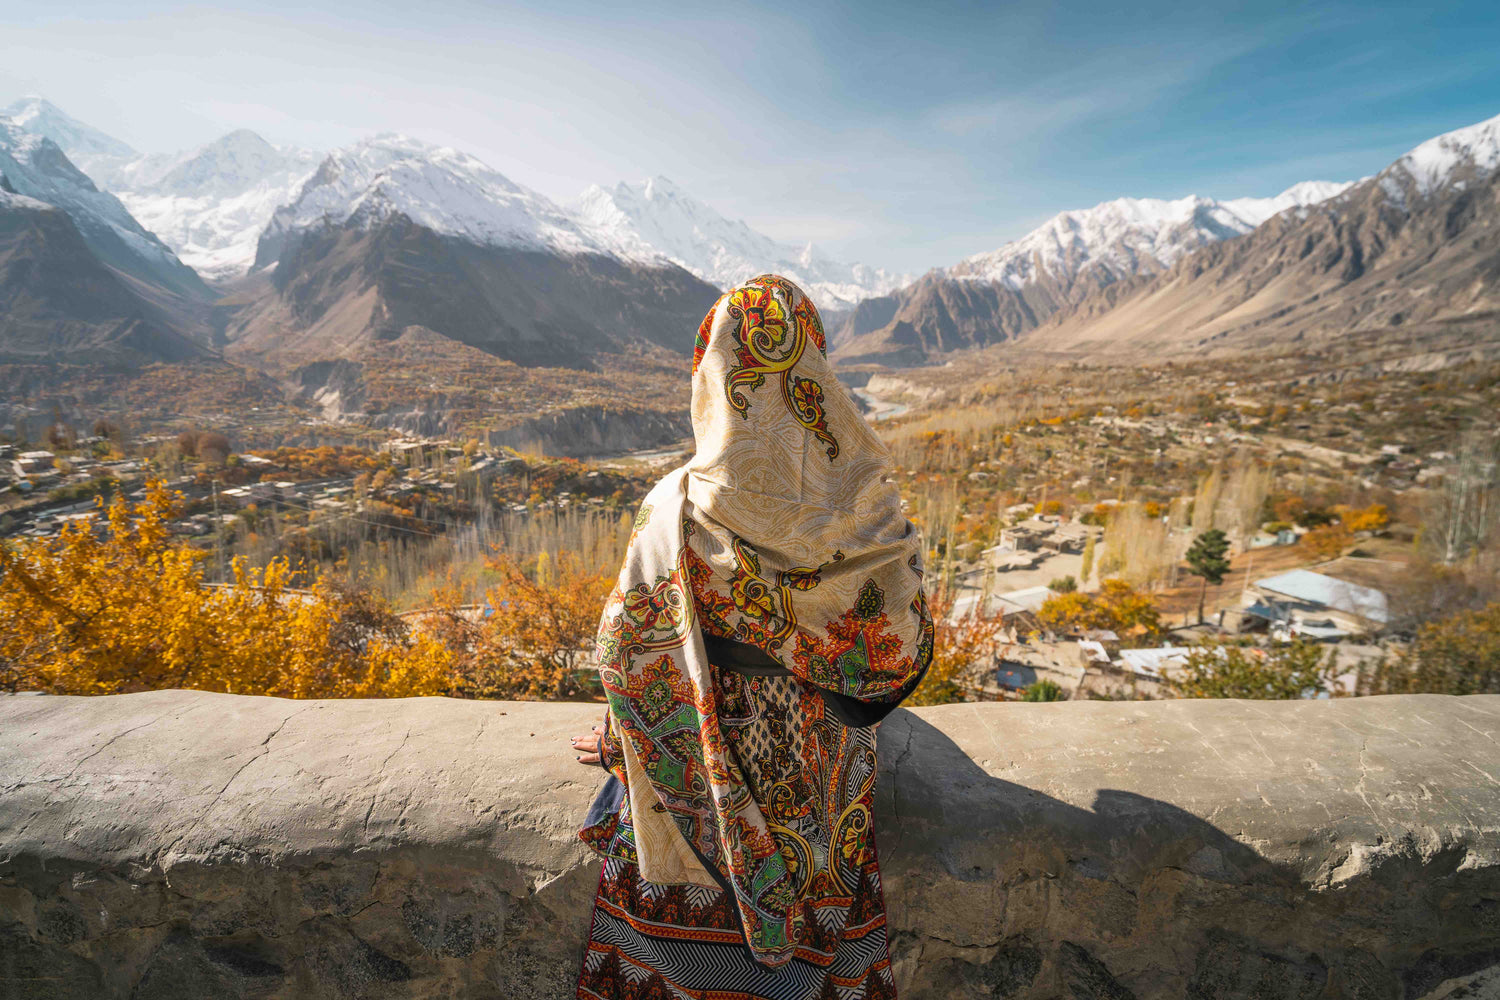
[1254,569,1390,624]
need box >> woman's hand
[571,725,604,766]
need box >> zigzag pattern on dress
[583,911,895,1000]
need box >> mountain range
[0,94,1496,380]
[831,181,1357,364]
[1020,112,1500,357]
[224,133,719,370]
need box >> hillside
[225,212,721,370]
[0,187,207,365]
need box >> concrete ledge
[1,691,1498,998]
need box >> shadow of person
[873,709,1500,1000]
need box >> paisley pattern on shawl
[582,275,931,969]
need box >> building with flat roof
[1245,569,1390,638]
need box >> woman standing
[572,274,932,1000]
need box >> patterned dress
[577,653,899,1000]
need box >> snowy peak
[949,180,1352,290]
[109,128,322,280]
[265,134,653,262]
[150,129,307,198]
[573,177,909,309]
[1220,180,1357,225]
[0,115,163,253]
[1383,111,1500,197]
[2,95,136,160]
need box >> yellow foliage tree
[1343,503,1390,533]
[0,482,452,698]
[1037,579,1164,641]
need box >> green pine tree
[1185,528,1232,624]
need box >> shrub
[909,588,1006,706]
[0,482,452,698]
[1358,602,1500,695]
[1021,679,1065,702]
[1171,640,1338,700]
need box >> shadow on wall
[874,712,1500,1000]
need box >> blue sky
[3,0,1498,272]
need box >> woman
[571,274,932,1000]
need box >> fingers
[575,752,601,765]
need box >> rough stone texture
[1,692,1498,999]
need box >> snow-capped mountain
[3,98,320,280]
[834,179,1353,363]
[0,114,207,299]
[2,96,136,165]
[111,130,321,280]
[231,133,720,370]
[1378,110,1500,200]
[574,176,909,310]
[257,134,663,268]
[947,180,1353,289]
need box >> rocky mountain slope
[0,186,207,364]
[574,176,907,309]
[225,135,721,370]
[0,114,209,302]
[1023,112,1500,355]
[834,182,1352,365]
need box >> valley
[2,94,1498,705]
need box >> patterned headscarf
[591,274,932,966]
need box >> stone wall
[1,691,1498,999]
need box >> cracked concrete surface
[2,691,1499,998]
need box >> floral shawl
[584,274,932,968]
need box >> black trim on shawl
[702,632,925,728]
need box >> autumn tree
[421,552,614,701]
[198,432,231,466]
[908,588,1007,706]
[1303,523,1353,560]
[1038,579,1163,641]
[1173,640,1339,699]
[1343,503,1390,533]
[1185,529,1231,624]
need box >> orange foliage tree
[908,587,1007,706]
[417,551,614,701]
[1302,523,1353,560]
